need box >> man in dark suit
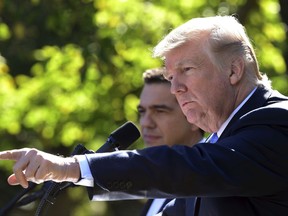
[1,15,288,216]
[138,68,204,215]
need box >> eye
[165,75,173,81]
[183,67,193,73]
[162,70,173,81]
[155,109,166,114]
[137,107,145,116]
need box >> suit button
[107,181,119,190]
[107,182,113,189]
[113,181,120,189]
[119,181,125,189]
[126,181,132,189]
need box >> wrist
[65,156,81,183]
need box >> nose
[170,76,186,95]
[140,112,156,129]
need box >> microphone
[96,121,141,152]
[65,121,141,156]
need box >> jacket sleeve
[86,102,288,200]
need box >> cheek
[199,75,227,96]
[204,81,231,109]
[155,116,171,129]
[160,118,178,130]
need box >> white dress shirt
[146,198,166,216]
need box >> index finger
[0,149,27,161]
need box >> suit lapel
[193,86,272,216]
[220,86,272,140]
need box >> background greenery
[0,0,287,215]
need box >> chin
[186,116,197,124]
[146,143,162,147]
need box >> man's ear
[229,57,245,85]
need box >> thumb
[7,174,20,186]
[7,174,29,188]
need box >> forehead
[140,83,177,105]
[164,41,206,70]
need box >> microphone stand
[0,182,37,216]
[35,144,91,216]
[0,144,90,216]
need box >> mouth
[143,134,161,143]
[181,101,192,107]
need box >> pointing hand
[0,148,80,188]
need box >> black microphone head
[110,121,140,150]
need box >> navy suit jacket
[86,86,288,216]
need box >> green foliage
[0,0,287,215]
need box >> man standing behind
[137,68,204,215]
[138,67,203,148]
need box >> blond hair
[153,15,271,88]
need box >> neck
[189,132,204,146]
[233,83,257,110]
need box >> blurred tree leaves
[0,0,287,215]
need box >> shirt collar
[217,87,257,138]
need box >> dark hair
[143,67,170,84]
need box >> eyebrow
[137,104,173,111]
[163,59,197,78]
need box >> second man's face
[138,83,194,147]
